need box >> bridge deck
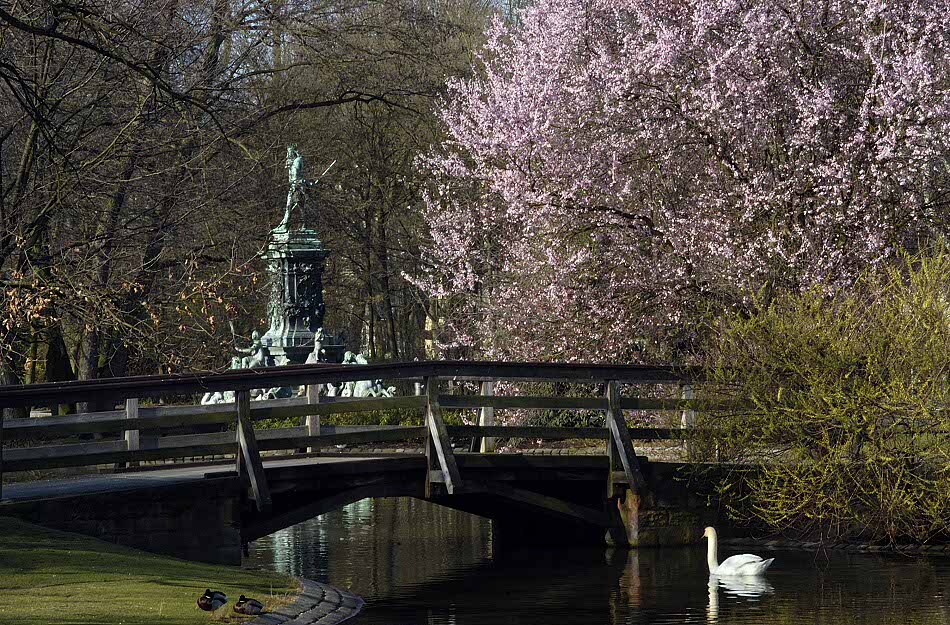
[1,453,615,504]
[0,456,400,503]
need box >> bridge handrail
[0,394,714,440]
[0,361,701,409]
[0,363,707,502]
[0,396,428,439]
[0,421,685,473]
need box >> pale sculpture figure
[305,327,327,365]
[334,351,395,398]
[201,357,242,405]
[236,330,267,369]
[298,327,328,396]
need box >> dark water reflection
[246,498,950,624]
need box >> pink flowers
[417,0,950,362]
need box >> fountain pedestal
[262,225,330,364]
[261,226,342,365]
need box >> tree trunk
[425,298,438,360]
[77,154,138,412]
[363,299,377,359]
[376,205,399,359]
[0,351,28,420]
[45,322,75,415]
[26,331,38,384]
[76,327,102,413]
[362,205,377,358]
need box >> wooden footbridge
[0,362,717,563]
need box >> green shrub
[700,246,950,543]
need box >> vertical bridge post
[680,383,695,457]
[306,383,321,454]
[236,389,271,512]
[479,380,496,453]
[125,398,140,467]
[469,379,496,453]
[425,377,462,496]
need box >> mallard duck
[233,595,265,615]
[197,589,228,611]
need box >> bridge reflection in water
[248,497,950,625]
[250,497,491,593]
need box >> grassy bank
[0,517,296,625]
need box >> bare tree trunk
[363,299,377,359]
[1,120,40,266]
[77,155,138,412]
[45,322,74,415]
[362,205,378,358]
[2,42,51,267]
[376,206,399,359]
[76,327,102,413]
[45,324,73,382]
[0,350,27,420]
[424,298,438,360]
[26,331,38,384]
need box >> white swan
[703,527,774,576]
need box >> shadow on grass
[0,517,296,625]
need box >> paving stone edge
[246,578,364,625]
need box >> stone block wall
[611,461,739,547]
[0,476,243,565]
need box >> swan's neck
[706,529,719,573]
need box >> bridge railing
[0,361,703,504]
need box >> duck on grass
[198,590,267,617]
[0,517,296,625]
[198,590,228,612]
[235,595,266,615]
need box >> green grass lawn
[0,517,297,625]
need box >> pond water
[246,498,950,624]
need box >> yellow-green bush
[701,247,950,543]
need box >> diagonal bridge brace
[425,378,463,495]
[606,380,646,496]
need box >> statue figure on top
[278,144,307,231]
[276,145,335,233]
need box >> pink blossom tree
[417,0,950,362]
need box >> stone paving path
[247,578,364,625]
